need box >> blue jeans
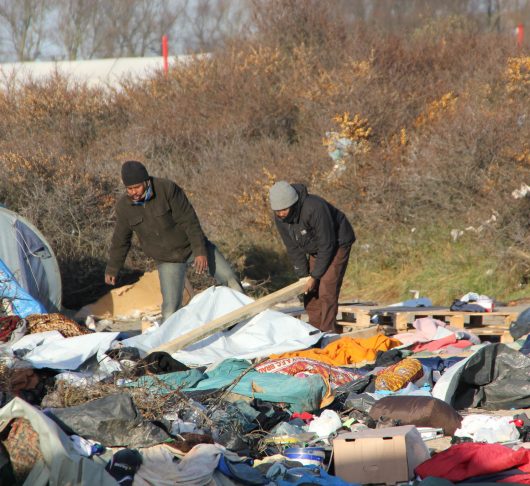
[157,241,243,322]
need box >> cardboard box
[333,425,430,485]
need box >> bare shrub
[2,5,530,306]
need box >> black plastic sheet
[453,343,530,410]
[46,393,169,447]
[510,307,530,340]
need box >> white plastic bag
[308,409,342,438]
[455,414,519,443]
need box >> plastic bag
[308,410,342,438]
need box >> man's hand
[105,273,116,286]
[304,276,317,294]
[193,255,208,274]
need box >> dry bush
[248,0,351,63]
[2,5,530,305]
[0,150,120,307]
[0,75,128,157]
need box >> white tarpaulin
[122,286,323,366]
[11,330,64,354]
[14,331,119,370]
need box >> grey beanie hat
[121,160,149,186]
[269,181,299,210]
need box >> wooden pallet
[274,305,377,327]
[463,325,515,343]
[276,303,518,343]
[353,306,518,333]
[338,314,516,343]
[337,305,376,327]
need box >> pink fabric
[394,317,448,345]
[415,443,530,482]
[415,316,448,332]
[412,334,472,352]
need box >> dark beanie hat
[121,161,149,186]
[105,448,142,486]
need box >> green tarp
[127,359,326,412]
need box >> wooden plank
[465,325,515,345]
[467,325,509,335]
[339,310,372,327]
[338,305,378,313]
[338,305,376,327]
[394,313,409,332]
[153,277,309,354]
[370,308,517,319]
[501,332,514,343]
[449,315,465,328]
[355,309,372,327]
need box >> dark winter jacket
[106,177,207,276]
[274,184,355,279]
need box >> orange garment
[270,334,401,366]
[374,358,423,391]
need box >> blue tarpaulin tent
[0,206,61,313]
[0,258,47,317]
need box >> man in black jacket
[269,181,355,333]
[105,161,243,323]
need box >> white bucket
[283,447,325,466]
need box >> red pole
[517,23,524,48]
[162,35,169,74]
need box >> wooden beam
[449,315,465,328]
[394,313,409,332]
[153,278,309,354]
[337,306,374,327]
[501,332,514,344]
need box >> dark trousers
[304,245,352,333]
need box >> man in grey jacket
[105,161,243,322]
[269,181,355,333]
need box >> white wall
[0,54,207,90]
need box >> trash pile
[2,282,530,485]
